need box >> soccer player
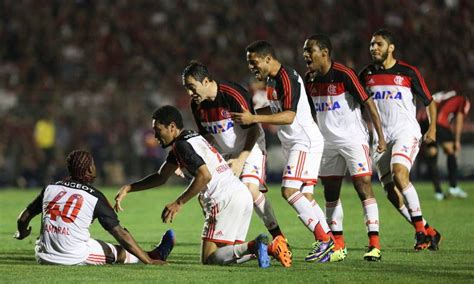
[302,34,386,261]
[114,106,271,267]
[14,149,174,265]
[181,61,291,267]
[359,29,442,251]
[232,40,343,263]
[420,91,470,200]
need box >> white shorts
[35,239,118,265]
[319,143,372,178]
[373,136,420,186]
[239,144,267,191]
[281,147,322,190]
[201,182,253,244]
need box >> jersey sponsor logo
[216,164,230,173]
[357,162,367,172]
[371,90,402,100]
[202,119,234,134]
[401,145,410,153]
[56,180,94,193]
[367,78,375,85]
[314,101,341,112]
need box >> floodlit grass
[1,182,473,283]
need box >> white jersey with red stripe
[26,180,120,265]
[359,61,433,142]
[191,80,265,156]
[305,62,369,144]
[166,130,242,202]
[266,65,323,151]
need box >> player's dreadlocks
[66,149,94,183]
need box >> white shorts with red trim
[239,143,267,191]
[81,239,118,265]
[319,143,372,178]
[373,136,420,186]
[281,147,322,190]
[201,181,253,245]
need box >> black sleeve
[221,83,256,129]
[407,66,432,106]
[172,140,206,175]
[280,68,300,112]
[26,187,46,215]
[166,150,178,165]
[344,69,369,104]
[93,191,120,231]
[191,102,209,135]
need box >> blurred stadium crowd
[0,0,472,187]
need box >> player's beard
[372,49,389,64]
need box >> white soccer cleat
[449,187,468,198]
[434,192,445,201]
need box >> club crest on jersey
[221,109,231,118]
[371,90,402,100]
[314,101,341,112]
[327,84,337,95]
[394,75,404,85]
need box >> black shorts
[419,120,454,145]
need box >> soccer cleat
[329,248,346,262]
[363,247,381,261]
[342,246,348,257]
[414,232,431,251]
[255,234,271,268]
[434,192,445,201]
[305,239,335,262]
[428,229,442,251]
[148,229,175,261]
[449,187,468,198]
[268,235,292,267]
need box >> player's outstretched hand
[227,158,244,177]
[114,185,131,212]
[13,226,31,240]
[149,259,167,265]
[231,108,254,125]
[376,139,387,153]
[161,202,182,223]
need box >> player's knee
[353,177,374,199]
[425,145,438,157]
[281,187,298,199]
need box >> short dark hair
[372,29,396,46]
[66,149,94,183]
[307,33,332,56]
[182,60,212,82]
[152,105,184,129]
[246,40,277,59]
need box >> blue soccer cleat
[149,229,175,261]
[255,234,271,268]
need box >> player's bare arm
[424,101,437,143]
[114,162,178,212]
[364,98,387,152]
[231,108,295,125]
[228,124,259,176]
[109,225,165,265]
[14,208,37,240]
[161,164,211,223]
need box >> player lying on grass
[114,105,273,268]
[14,149,174,265]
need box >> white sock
[286,191,319,232]
[398,204,412,223]
[310,200,330,233]
[124,251,140,264]
[401,183,423,218]
[254,192,278,230]
[208,246,237,265]
[325,199,344,232]
[362,198,379,233]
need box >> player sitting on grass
[114,105,271,268]
[14,149,174,265]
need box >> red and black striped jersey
[437,95,470,128]
[359,61,432,141]
[305,62,369,144]
[191,80,265,155]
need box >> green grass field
[1,182,473,283]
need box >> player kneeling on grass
[114,105,271,268]
[14,149,174,265]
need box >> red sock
[414,220,427,234]
[313,223,330,242]
[333,234,345,250]
[425,225,437,237]
[369,234,380,249]
[247,240,256,252]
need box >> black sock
[447,154,458,188]
[426,154,443,194]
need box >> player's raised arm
[114,162,177,212]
